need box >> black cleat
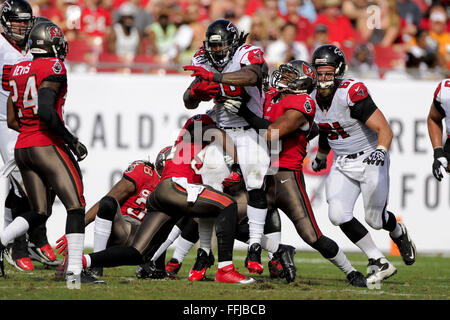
[391,222,416,266]
[81,269,106,284]
[274,244,296,283]
[136,261,166,279]
[245,243,263,274]
[346,270,367,287]
[165,258,182,279]
[189,248,214,281]
[268,257,285,279]
[87,266,103,277]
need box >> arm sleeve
[318,130,331,152]
[37,87,76,145]
[240,107,272,130]
[349,95,378,123]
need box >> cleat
[87,266,103,277]
[3,244,14,267]
[14,257,35,271]
[28,242,60,266]
[189,248,214,281]
[165,258,182,279]
[268,257,285,279]
[55,255,68,280]
[273,244,296,283]
[346,270,367,287]
[80,269,106,284]
[135,261,165,279]
[245,243,263,274]
[391,222,416,266]
[366,257,397,285]
[215,264,255,284]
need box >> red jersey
[160,114,215,184]
[80,6,111,38]
[9,58,67,149]
[264,89,316,170]
[121,161,160,223]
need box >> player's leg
[164,217,199,278]
[326,164,388,270]
[233,128,270,274]
[275,170,366,287]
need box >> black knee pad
[310,236,339,259]
[264,209,281,234]
[180,218,199,243]
[97,196,118,221]
[247,189,267,209]
[66,208,85,234]
[339,218,369,243]
[382,211,397,232]
[5,189,30,218]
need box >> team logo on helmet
[48,25,63,41]
[334,47,344,56]
[226,22,237,33]
[302,64,316,80]
[2,1,12,12]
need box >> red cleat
[268,258,284,279]
[55,255,68,280]
[15,257,35,271]
[188,248,213,281]
[165,258,182,279]
[215,264,255,284]
[39,244,57,262]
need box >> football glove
[311,151,328,172]
[184,65,215,81]
[190,80,220,101]
[363,148,386,166]
[432,147,449,181]
[223,98,242,115]
[68,138,88,162]
[222,163,243,187]
[55,234,68,256]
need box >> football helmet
[311,44,347,89]
[0,0,33,43]
[27,21,68,61]
[270,60,317,94]
[203,19,240,68]
[33,16,52,26]
[155,146,172,177]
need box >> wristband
[212,73,223,83]
[376,145,388,153]
[316,151,328,160]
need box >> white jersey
[0,33,33,120]
[311,78,378,156]
[432,79,450,137]
[191,44,265,127]
[113,24,140,57]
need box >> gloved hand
[311,151,328,172]
[68,138,88,161]
[363,148,386,166]
[55,234,68,256]
[432,147,449,181]
[184,65,215,81]
[223,98,242,115]
[222,163,243,187]
[190,80,220,101]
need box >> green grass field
[0,249,449,301]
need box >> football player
[309,45,416,285]
[0,0,57,271]
[183,19,271,275]
[81,114,255,284]
[427,79,450,181]
[1,21,92,287]
[223,60,367,287]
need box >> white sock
[264,232,281,259]
[328,248,356,275]
[66,233,85,275]
[198,217,215,253]
[260,234,280,255]
[247,205,267,245]
[355,233,384,260]
[218,261,232,269]
[93,217,112,253]
[172,237,195,263]
[0,216,29,247]
[389,223,403,239]
[151,225,182,261]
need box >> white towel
[172,177,205,203]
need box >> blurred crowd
[28,0,450,78]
